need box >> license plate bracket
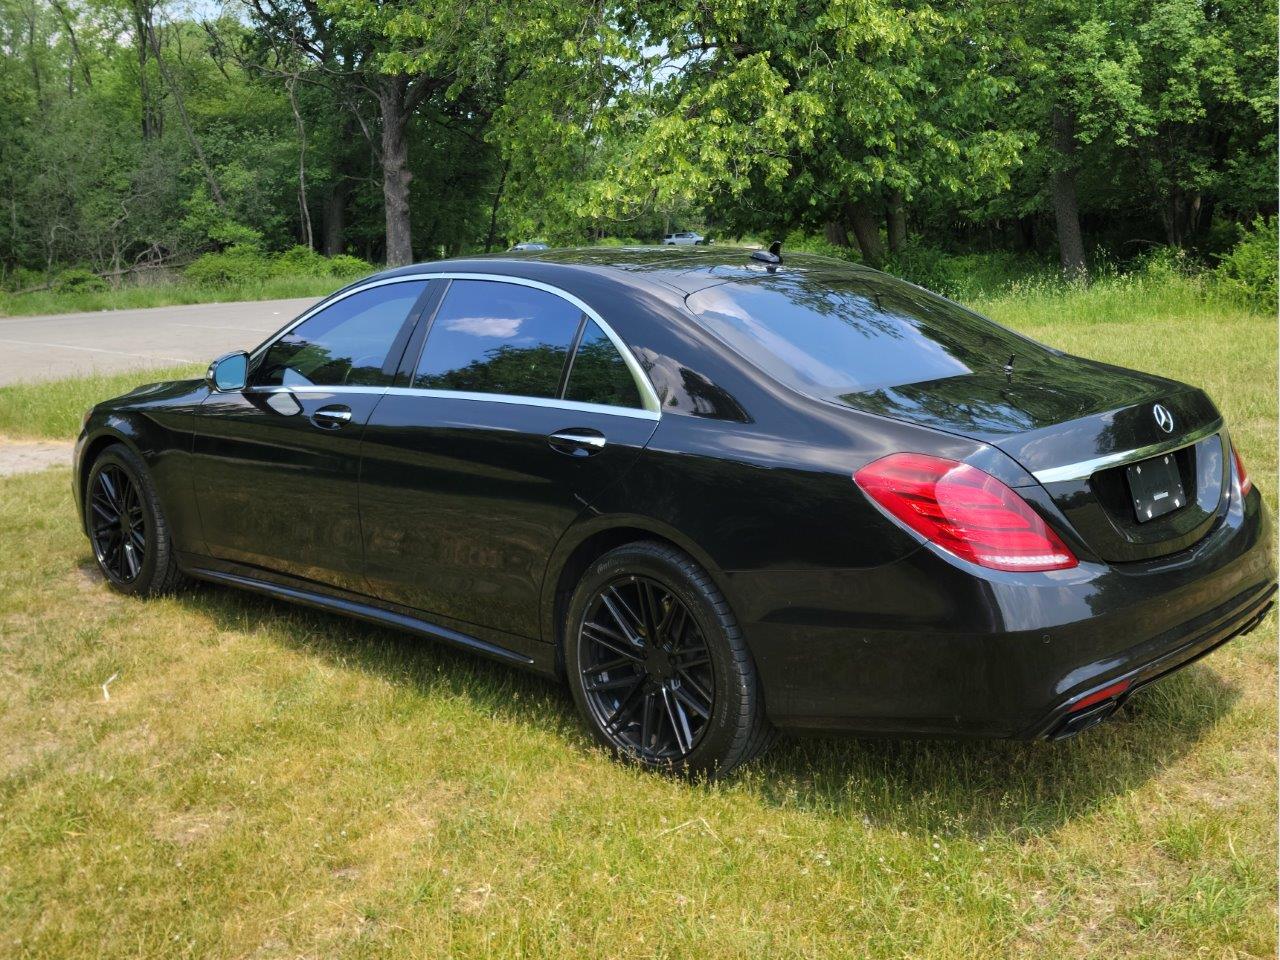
[1126,453,1186,523]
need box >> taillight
[1232,444,1252,496]
[854,453,1078,572]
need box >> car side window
[564,320,643,409]
[255,280,427,388]
[414,280,581,398]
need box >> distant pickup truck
[661,232,706,245]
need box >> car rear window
[685,270,1045,397]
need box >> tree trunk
[484,158,510,253]
[823,221,849,247]
[286,77,313,249]
[846,200,885,268]
[1050,107,1087,281]
[378,76,414,267]
[886,189,906,254]
[322,180,350,256]
[131,0,160,140]
[1013,215,1036,252]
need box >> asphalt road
[0,297,320,386]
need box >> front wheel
[85,444,187,596]
[564,541,773,778]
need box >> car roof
[372,246,877,298]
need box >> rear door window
[414,280,582,398]
[564,320,643,409]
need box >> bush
[885,244,1048,300]
[184,245,275,287]
[52,267,108,293]
[274,244,331,276]
[1214,217,1277,308]
[324,254,374,278]
[3,266,47,293]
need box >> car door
[192,278,433,591]
[359,276,660,642]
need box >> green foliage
[324,254,375,278]
[275,244,332,275]
[884,244,1051,300]
[780,231,856,263]
[1214,217,1279,308]
[52,268,109,294]
[184,245,276,286]
[3,267,48,293]
[273,246,374,279]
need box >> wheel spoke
[638,580,662,639]
[91,498,117,524]
[602,587,644,644]
[676,668,713,707]
[673,649,710,670]
[602,679,646,732]
[582,622,643,663]
[666,604,689,650]
[585,673,642,694]
[640,691,657,751]
[673,681,710,720]
[661,685,691,754]
[98,469,119,509]
[583,654,635,676]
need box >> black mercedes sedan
[74,247,1276,777]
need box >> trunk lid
[834,356,1228,563]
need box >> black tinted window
[687,271,1046,397]
[565,320,642,408]
[414,280,581,398]
[256,280,426,387]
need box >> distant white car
[662,232,705,245]
[511,242,549,251]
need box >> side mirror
[207,351,249,392]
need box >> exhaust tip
[1050,699,1122,740]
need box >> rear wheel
[86,445,187,596]
[564,541,773,778]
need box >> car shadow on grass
[180,578,1240,840]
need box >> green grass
[0,275,1275,958]
[0,366,203,440]
[0,274,363,318]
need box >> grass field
[0,274,1275,958]
[0,274,359,319]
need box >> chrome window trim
[243,384,390,396]
[255,272,662,415]
[384,387,661,421]
[1032,419,1223,484]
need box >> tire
[85,444,188,596]
[564,540,773,779]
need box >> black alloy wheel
[90,463,147,584]
[564,541,773,779]
[578,575,715,761]
[85,444,187,596]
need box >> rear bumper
[728,486,1276,738]
[1033,577,1274,739]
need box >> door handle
[311,404,353,428]
[548,428,607,456]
